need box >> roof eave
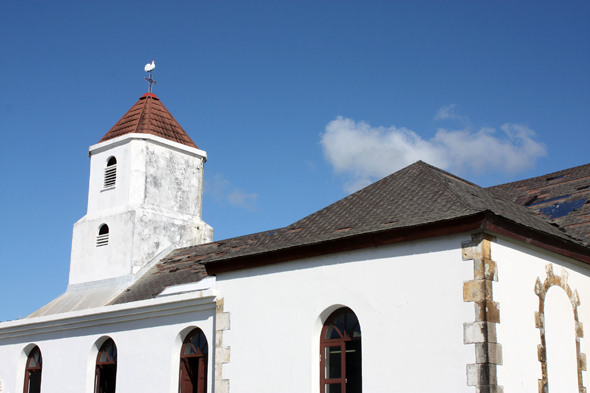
[204,213,489,275]
[204,212,590,275]
[482,213,590,264]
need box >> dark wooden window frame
[179,328,209,393]
[94,338,117,393]
[320,308,362,393]
[23,346,42,393]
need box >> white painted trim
[157,276,217,297]
[0,289,217,340]
[89,133,207,161]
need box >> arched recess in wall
[320,307,362,393]
[179,327,209,393]
[97,224,109,247]
[104,156,117,188]
[94,337,117,393]
[23,345,43,393]
[534,263,586,392]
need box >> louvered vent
[97,224,109,247]
[104,156,117,188]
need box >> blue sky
[1,1,589,321]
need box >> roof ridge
[488,162,590,189]
[417,161,481,213]
[131,95,147,135]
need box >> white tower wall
[69,133,213,286]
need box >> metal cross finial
[145,72,157,93]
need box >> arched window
[97,224,109,247]
[95,338,117,393]
[179,328,209,393]
[103,157,117,188]
[320,308,362,393]
[23,346,42,393]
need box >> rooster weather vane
[144,60,157,93]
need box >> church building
[0,90,589,393]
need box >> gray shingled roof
[487,163,590,246]
[112,161,588,305]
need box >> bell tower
[69,92,213,285]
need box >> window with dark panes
[179,328,209,393]
[24,346,42,393]
[321,308,362,393]
[94,338,117,393]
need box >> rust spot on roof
[335,227,351,232]
[232,244,250,251]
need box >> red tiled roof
[98,93,198,148]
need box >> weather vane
[144,60,157,93]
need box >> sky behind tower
[1,1,589,321]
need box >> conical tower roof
[98,93,198,148]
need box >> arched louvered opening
[23,346,43,393]
[94,338,117,393]
[321,308,362,393]
[179,328,209,393]
[97,224,109,247]
[103,156,117,188]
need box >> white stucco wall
[493,237,590,392]
[215,234,475,393]
[69,134,213,285]
[86,134,207,216]
[0,292,216,393]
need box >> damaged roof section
[488,163,590,246]
[112,161,590,305]
[111,250,208,305]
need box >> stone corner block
[215,379,229,393]
[475,300,500,323]
[474,258,498,281]
[475,343,503,365]
[466,363,498,386]
[216,346,231,364]
[464,280,493,302]
[216,312,231,331]
[464,322,497,344]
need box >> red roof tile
[98,93,198,148]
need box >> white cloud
[320,116,547,193]
[205,173,258,209]
[434,104,463,121]
[227,190,258,209]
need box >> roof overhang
[204,212,590,275]
[89,132,207,161]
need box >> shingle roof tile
[112,161,589,305]
[487,163,590,246]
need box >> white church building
[0,90,589,393]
